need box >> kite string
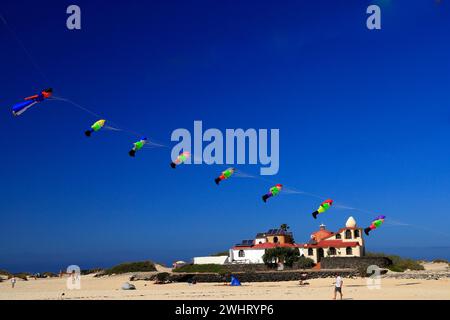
[50,96,168,145]
[0,12,50,84]
[3,11,448,240]
[211,165,450,238]
[1,12,168,147]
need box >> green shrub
[155,272,171,283]
[366,252,424,272]
[102,261,157,275]
[263,247,300,267]
[0,270,12,277]
[295,256,315,269]
[13,273,31,281]
[432,259,448,264]
[173,264,226,273]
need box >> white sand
[1,274,449,300]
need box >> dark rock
[320,257,392,270]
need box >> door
[317,248,324,262]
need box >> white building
[228,217,365,265]
[229,228,298,264]
[192,256,229,265]
[192,217,365,266]
[301,217,365,263]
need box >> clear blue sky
[1,0,450,272]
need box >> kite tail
[129,149,136,157]
[312,211,319,219]
[215,177,221,185]
[170,162,176,169]
[84,130,93,137]
[262,194,271,203]
[364,227,371,236]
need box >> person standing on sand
[11,276,16,289]
[333,275,343,300]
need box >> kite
[262,184,283,203]
[85,119,106,137]
[170,151,190,168]
[364,215,385,236]
[128,137,148,157]
[215,168,235,185]
[12,88,53,116]
[312,199,333,219]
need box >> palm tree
[280,224,290,232]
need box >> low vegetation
[13,273,32,281]
[263,247,314,268]
[0,270,12,277]
[42,272,58,278]
[81,268,104,275]
[366,252,424,272]
[173,264,226,273]
[155,272,171,284]
[432,259,448,264]
[295,256,316,269]
[210,251,229,257]
[100,261,157,276]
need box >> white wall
[193,256,229,265]
[230,249,265,264]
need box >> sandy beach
[1,274,449,300]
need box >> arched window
[273,236,279,243]
[335,234,341,239]
[346,247,353,255]
[308,248,313,256]
[238,250,245,257]
[345,230,352,239]
[329,247,336,255]
[354,230,360,238]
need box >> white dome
[346,216,357,228]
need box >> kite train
[312,199,333,219]
[129,137,148,157]
[364,215,385,236]
[170,151,190,168]
[12,88,53,116]
[215,168,235,185]
[262,184,283,202]
[85,119,106,137]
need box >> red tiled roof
[232,243,299,250]
[233,239,360,250]
[311,229,333,242]
[302,240,360,248]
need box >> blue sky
[1,0,450,272]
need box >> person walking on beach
[333,275,343,300]
[11,276,16,289]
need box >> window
[273,236,279,243]
[335,234,341,239]
[345,230,352,239]
[308,248,313,256]
[329,247,336,255]
[346,247,353,255]
[354,230,360,238]
[238,250,245,257]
